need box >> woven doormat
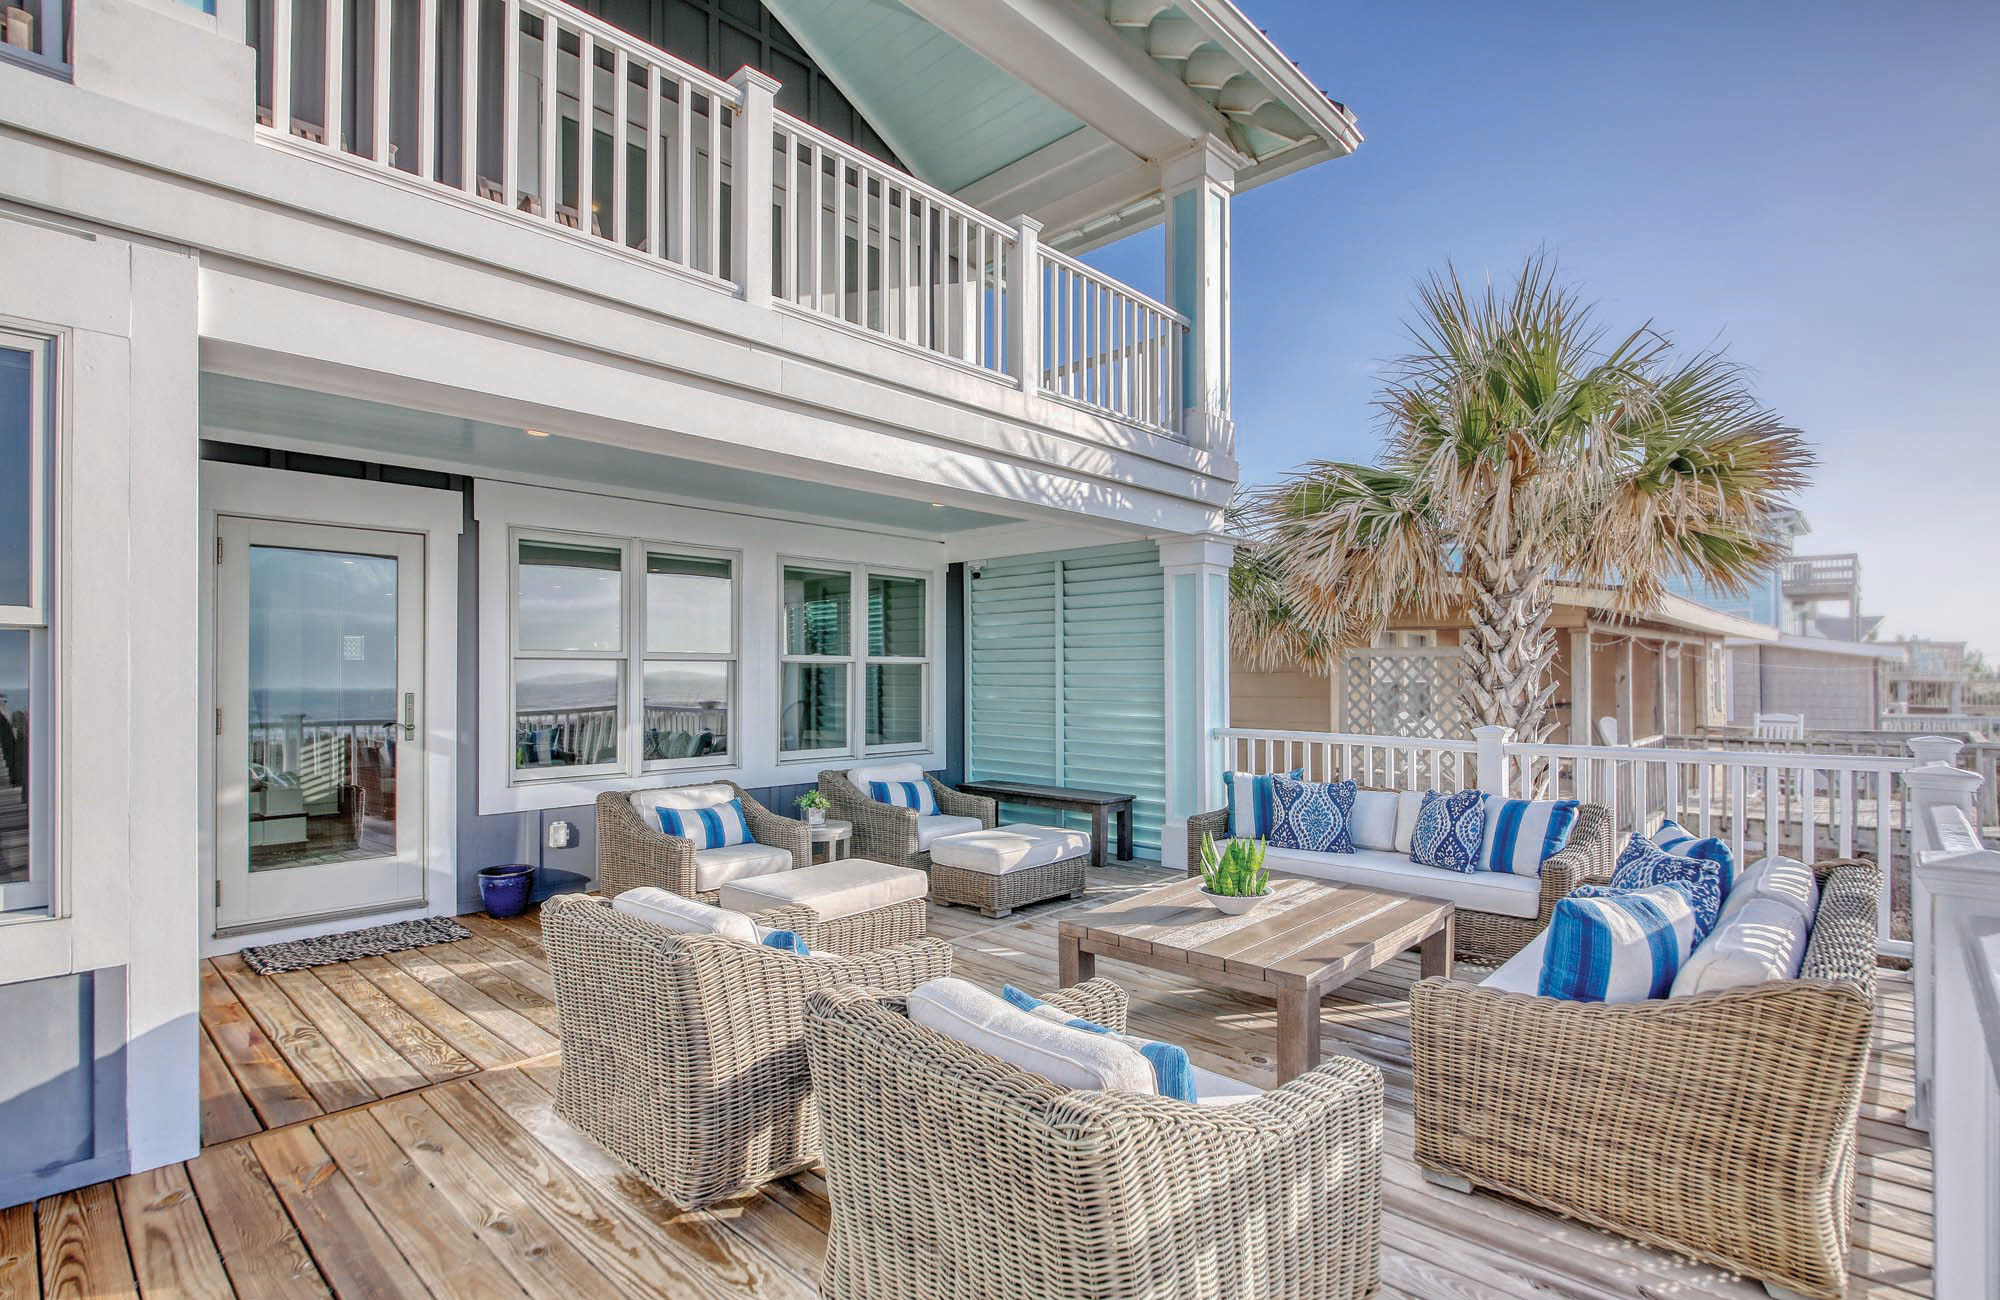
[239,917,473,975]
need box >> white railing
[1216,724,1919,958]
[244,0,1191,434]
[773,114,1015,371]
[1881,713,1992,736]
[1036,245,1187,435]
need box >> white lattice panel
[1342,649,1471,739]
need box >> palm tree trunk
[1460,555,1560,744]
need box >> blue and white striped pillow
[868,779,939,816]
[1002,986,1197,1102]
[1613,834,1729,935]
[1222,768,1303,839]
[1410,789,1488,872]
[1537,882,1699,1002]
[1480,796,1580,876]
[655,799,754,850]
[1649,819,1737,882]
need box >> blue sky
[1089,0,2000,653]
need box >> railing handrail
[1037,243,1188,327]
[1214,726,1479,752]
[1506,738,1916,772]
[770,109,1018,243]
[512,0,739,103]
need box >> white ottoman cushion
[907,977,1156,1094]
[917,813,984,850]
[612,887,759,944]
[929,823,1091,876]
[720,858,928,921]
[692,841,794,892]
[629,782,735,822]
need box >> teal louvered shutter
[966,559,1061,791]
[1060,547,1166,856]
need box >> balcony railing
[1779,553,1858,590]
[245,0,1192,437]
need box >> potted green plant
[796,789,831,827]
[1198,833,1271,914]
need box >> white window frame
[1,327,54,916]
[776,558,932,761]
[862,567,931,755]
[509,528,632,783]
[637,543,739,774]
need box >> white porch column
[1160,533,1234,873]
[1569,629,1592,743]
[1473,725,1514,797]
[1161,139,1237,455]
[1006,216,1043,393]
[1905,755,1988,1134]
[728,67,781,307]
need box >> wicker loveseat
[596,781,809,903]
[803,978,1384,1300]
[817,767,997,871]
[1187,795,1617,963]
[1410,858,1880,1300]
[541,892,953,1209]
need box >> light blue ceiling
[762,0,1086,192]
[198,375,1015,534]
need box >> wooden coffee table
[1058,876,1453,1083]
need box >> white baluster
[575,33,593,233]
[373,0,391,165]
[456,0,475,187]
[500,0,518,207]
[537,10,556,221]
[325,0,344,151]
[418,0,438,179]
[645,68,662,258]
[610,50,628,247]
[704,94,722,275]
[270,0,292,138]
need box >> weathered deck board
[22,878,1932,1299]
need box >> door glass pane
[868,575,925,657]
[0,347,32,609]
[247,546,399,872]
[865,663,923,747]
[518,540,623,652]
[783,566,850,656]
[514,659,621,770]
[0,629,33,902]
[644,661,729,760]
[646,553,732,654]
[781,663,846,752]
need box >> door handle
[403,692,417,741]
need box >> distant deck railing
[243,0,1194,436]
[1214,724,1927,959]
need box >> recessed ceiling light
[523,428,550,438]
[930,501,944,509]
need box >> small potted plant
[796,789,831,827]
[1198,833,1271,915]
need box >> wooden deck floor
[4,865,1933,1299]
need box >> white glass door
[214,518,426,931]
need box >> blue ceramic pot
[479,864,536,918]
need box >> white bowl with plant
[1198,833,1271,914]
[796,789,830,826]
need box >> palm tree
[1234,256,1813,744]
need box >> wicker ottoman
[719,859,929,954]
[928,824,1091,918]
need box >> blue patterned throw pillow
[1001,986,1198,1102]
[1479,795,1580,876]
[1410,789,1487,872]
[1269,777,1358,854]
[1537,881,1700,1002]
[1649,818,1737,887]
[868,779,940,816]
[655,799,754,850]
[1222,768,1304,839]
[1612,834,1728,936]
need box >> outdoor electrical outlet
[546,820,575,850]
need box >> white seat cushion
[847,761,927,789]
[628,783,735,822]
[719,857,928,920]
[1190,1064,1265,1108]
[917,814,984,850]
[692,841,794,893]
[1718,855,1820,930]
[611,887,759,944]
[929,823,1091,875]
[907,978,1156,1094]
[1349,790,1400,852]
[1671,897,1809,997]
[1248,843,1543,919]
[1481,931,1548,995]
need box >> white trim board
[197,462,463,955]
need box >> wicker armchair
[541,893,953,1209]
[596,781,810,903]
[804,978,1384,1300]
[817,769,997,871]
[1187,796,1616,964]
[1411,859,1880,1300]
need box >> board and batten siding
[966,543,1166,857]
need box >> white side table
[808,819,853,864]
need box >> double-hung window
[779,563,929,757]
[511,534,736,782]
[1,330,53,916]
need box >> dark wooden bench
[954,781,1135,866]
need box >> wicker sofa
[1410,858,1880,1300]
[818,767,997,871]
[541,892,953,1209]
[596,781,810,903]
[1186,795,1617,963]
[803,978,1384,1300]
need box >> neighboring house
[1723,634,1902,732]
[1884,638,1998,720]
[1231,584,1771,743]
[0,0,1360,1202]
